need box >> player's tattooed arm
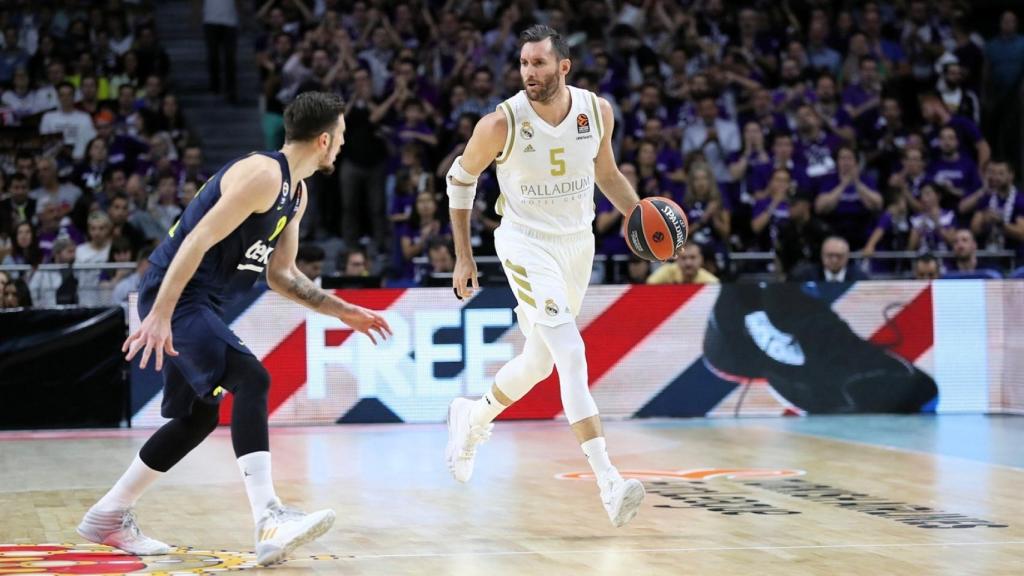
[285,274,327,308]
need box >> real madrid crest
[544,298,559,317]
[520,120,534,140]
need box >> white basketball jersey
[494,86,604,236]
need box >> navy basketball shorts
[136,267,257,418]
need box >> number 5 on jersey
[549,147,566,176]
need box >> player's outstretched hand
[123,313,179,371]
[453,257,479,300]
[339,304,393,345]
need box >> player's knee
[192,401,221,435]
[229,353,271,400]
[525,354,555,383]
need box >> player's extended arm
[447,110,507,299]
[124,156,281,370]
[266,191,391,344]
[593,97,640,215]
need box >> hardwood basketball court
[2,416,1022,575]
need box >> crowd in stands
[3,1,1024,308]
[257,0,1024,287]
[0,1,200,308]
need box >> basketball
[623,197,689,262]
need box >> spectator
[1,67,43,123]
[806,17,841,75]
[32,157,82,216]
[595,163,634,259]
[913,253,941,280]
[425,238,455,278]
[99,236,134,293]
[813,146,883,250]
[946,228,993,275]
[728,120,773,209]
[0,26,29,85]
[794,104,842,183]
[203,0,240,104]
[646,243,720,285]
[908,183,957,253]
[339,247,369,277]
[811,73,856,145]
[2,221,43,267]
[296,244,325,283]
[888,147,929,214]
[179,146,209,187]
[75,210,113,306]
[3,277,32,308]
[340,67,389,250]
[682,93,740,184]
[863,192,911,270]
[683,162,730,247]
[983,11,1024,170]
[796,236,870,282]
[73,137,110,196]
[398,191,449,280]
[153,94,191,153]
[926,126,982,206]
[919,92,989,169]
[937,60,981,124]
[36,202,84,261]
[750,168,793,251]
[29,236,78,307]
[453,67,501,119]
[108,193,148,253]
[39,82,97,161]
[625,254,651,284]
[866,97,912,182]
[0,174,36,238]
[113,247,152,306]
[149,176,182,236]
[775,189,833,280]
[965,162,1024,253]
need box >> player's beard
[525,70,561,103]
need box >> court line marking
[343,540,1024,560]
[753,425,1024,473]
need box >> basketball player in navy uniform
[78,92,392,566]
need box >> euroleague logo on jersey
[577,113,590,134]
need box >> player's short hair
[519,24,570,60]
[283,91,346,143]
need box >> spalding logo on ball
[623,197,689,262]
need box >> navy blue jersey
[149,151,302,300]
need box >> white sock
[581,437,616,484]
[470,390,505,427]
[238,451,278,522]
[94,455,162,511]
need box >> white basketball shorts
[493,221,594,336]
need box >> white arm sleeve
[445,156,478,210]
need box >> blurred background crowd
[1,0,1023,309]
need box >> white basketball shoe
[446,397,493,483]
[600,473,645,527]
[77,507,172,555]
[254,499,336,566]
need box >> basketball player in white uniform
[444,25,645,526]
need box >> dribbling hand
[123,314,179,371]
[339,304,393,345]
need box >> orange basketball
[623,197,689,262]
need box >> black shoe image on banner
[702,283,938,414]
